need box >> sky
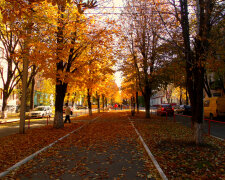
[112,0,124,88]
[85,0,125,88]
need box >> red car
[157,104,174,116]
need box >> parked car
[157,104,174,116]
[172,105,181,114]
[29,106,52,118]
[204,97,225,120]
[178,105,192,115]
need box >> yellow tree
[26,1,98,128]
[1,0,46,132]
[76,30,116,115]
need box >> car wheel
[210,114,214,120]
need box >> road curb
[211,135,224,141]
[129,118,168,180]
[0,114,102,178]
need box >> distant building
[0,43,20,111]
[33,74,54,107]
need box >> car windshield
[34,107,45,111]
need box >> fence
[149,108,224,138]
[0,109,92,129]
[173,113,225,138]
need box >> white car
[29,106,52,118]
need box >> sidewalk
[2,112,160,179]
[0,118,20,124]
[0,112,20,124]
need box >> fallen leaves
[1,112,161,179]
[0,119,86,173]
[133,112,225,179]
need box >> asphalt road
[173,114,225,140]
[150,108,225,140]
[0,109,92,138]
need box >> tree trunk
[102,95,105,111]
[219,76,225,94]
[179,0,213,144]
[53,4,67,129]
[30,77,35,110]
[1,93,9,119]
[97,97,100,113]
[53,82,67,128]
[96,91,100,113]
[87,89,92,116]
[136,91,139,113]
[204,74,212,97]
[194,122,204,145]
[143,85,151,118]
[19,52,29,134]
[19,11,33,133]
[144,93,150,118]
[131,96,135,116]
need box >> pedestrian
[64,103,71,123]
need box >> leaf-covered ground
[1,112,160,179]
[1,111,224,179]
[132,112,225,179]
[0,113,98,173]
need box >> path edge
[0,114,102,178]
[129,117,168,180]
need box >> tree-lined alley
[0,0,224,147]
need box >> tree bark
[19,5,34,133]
[96,91,100,113]
[204,74,212,97]
[105,98,107,108]
[102,95,105,111]
[131,96,135,116]
[1,93,9,119]
[19,49,29,134]
[87,88,92,116]
[29,77,35,110]
[53,4,66,129]
[53,82,67,128]
[179,0,213,144]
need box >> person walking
[64,103,71,123]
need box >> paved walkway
[3,112,159,179]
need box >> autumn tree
[120,55,139,114]
[204,12,225,97]
[75,31,115,115]
[0,1,40,133]
[120,0,164,118]
[0,20,21,118]
[152,0,223,143]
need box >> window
[204,100,210,107]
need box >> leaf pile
[132,112,225,179]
